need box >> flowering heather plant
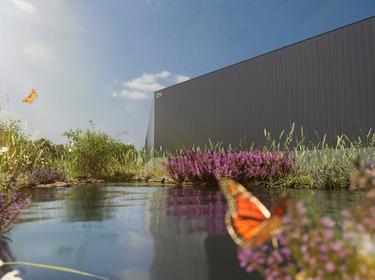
[26,167,67,186]
[237,177,375,279]
[0,191,31,233]
[164,150,292,185]
[349,159,375,191]
[238,200,375,279]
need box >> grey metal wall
[145,99,154,153]
[148,16,375,152]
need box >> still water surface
[1,184,364,280]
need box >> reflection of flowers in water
[164,188,227,235]
[236,191,375,279]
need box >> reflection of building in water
[204,235,262,280]
[146,187,228,280]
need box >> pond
[1,184,364,280]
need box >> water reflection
[163,187,226,234]
[18,185,140,224]
[247,186,365,222]
[64,186,117,222]
[148,187,259,280]
[1,184,365,280]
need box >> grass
[0,117,374,190]
[264,124,375,188]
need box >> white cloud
[159,70,171,78]
[125,79,163,92]
[114,71,189,100]
[119,90,148,100]
[9,0,36,14]
[175,75,190,83]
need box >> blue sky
[0,0,375,147]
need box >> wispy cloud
[23,42,54,64]
[114,71,189,100]
[175,75,190,83]
[9,0,36,13]
[118,90,148,100]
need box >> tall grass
[0,119,45,178]
[264,124,375,188]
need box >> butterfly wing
[271,196,288,217]
[219,179,271,246]
[22,89,38,104]
[23,97,33,103]
[252,216,283,246]
[29,89,38,99]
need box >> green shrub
[33,138,66,164]
[63,126,137,179]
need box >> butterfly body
[23,89,38,104]
[219,179,287,247]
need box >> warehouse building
[146,16,375,153]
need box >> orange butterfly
[22,88,38,104]
[219,179,288,247]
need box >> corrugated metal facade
[146,16,375,152]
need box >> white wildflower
[0,147,9,154]
[1,270,22,280]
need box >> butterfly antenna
[271,237,279,249]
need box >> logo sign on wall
[155,92,162,98]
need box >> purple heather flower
[323,229,334,240]
[330,241,344,252]
[280,247,291,257]
[164,150,292,185]
[300,245,308,254]
[26,167,67,185]
[319,244,329,254]
[325,262,336,272]
[320,217,335,228]
[308,257,316,266]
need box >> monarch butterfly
[22,88,38,104]
[219,179,288,247]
